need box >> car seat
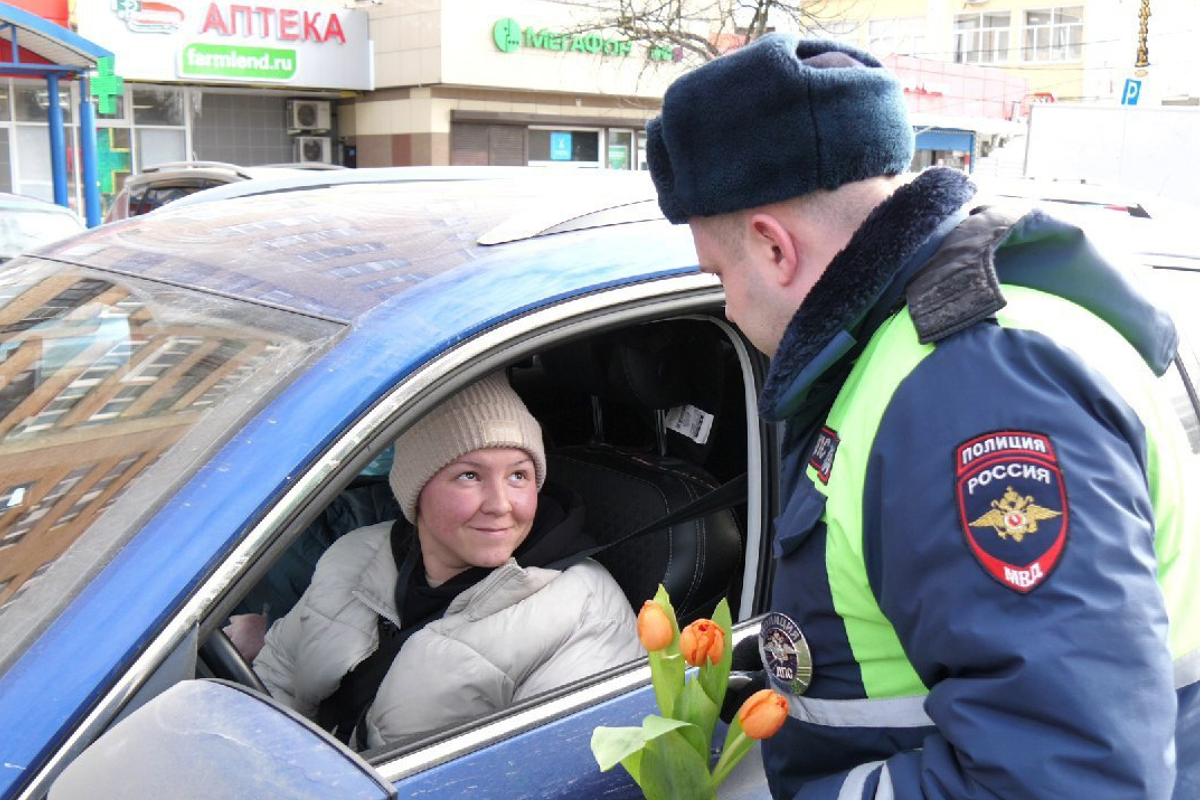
[532,320,745,622]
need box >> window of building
[868,17,926,57]
[528,128,600,168]
[1023,7,1083,62]
[954,12,1010,64]
[131,87,187,171]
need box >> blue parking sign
[550,132,573,161]
[1122,79,1142,106]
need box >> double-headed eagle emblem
[970,486,1062,542]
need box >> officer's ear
[748,212,801,288]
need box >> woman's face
[416,447,538,584]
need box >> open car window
[197,304,766,773]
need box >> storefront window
[0,84,11,122]
[607,130,632,170]
[98,128,133,215]
[13,82,72,124]
[0,131,11,193]
[135,128,186,170]
[13,125,77,202]
[529,128,599,167]
[97,91,127,122]
[132,87,186,127]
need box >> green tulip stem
[709,721,755,788]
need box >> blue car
[0,168,770,800]
[0,168,1196,800]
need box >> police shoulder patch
[955,430,1068,593]
[808,426,839,484]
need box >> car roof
[36,168,689,323]
[0,192,81,215]
[972,175,1200,265]
[165,165,559,208]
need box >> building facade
[343,0,692,170]
[1,0,372,212]
[17,1,1191,203]
[340,0,1030,172]
[809,0,1199,106]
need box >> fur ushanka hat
[646,34,915,224]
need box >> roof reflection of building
[0,275,286,610]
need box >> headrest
[541,323,708,410]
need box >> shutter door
[488,126,526,166]
[451,123,527,166]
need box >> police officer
[646,34,1199,799]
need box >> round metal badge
[758,611,812,696]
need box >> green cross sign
[90,56,124,115]
[97,130,132,196]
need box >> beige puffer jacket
[254,519,642,749]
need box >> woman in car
[252,372,642,749]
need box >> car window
[207,309,762,768]
[0,259,342,663]
[129,181,225,217]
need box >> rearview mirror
[50,680,395,800]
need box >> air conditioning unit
[287,99,331,132]
[294,135,333,164]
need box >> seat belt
[547,471,748,571]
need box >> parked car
[103,160,346,222]
[0,168,1196,800]
[0,193,85,263]
[974,175,1200,350]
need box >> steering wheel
[199,627,268,694]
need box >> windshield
[0,259,341,658]
[0,207,85,261]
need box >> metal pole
[79,74,101,227]
[45,73,68,207]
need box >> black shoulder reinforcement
[906,206,1023,344]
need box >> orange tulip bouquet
[590,586,788,800]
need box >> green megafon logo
[493,18,522,53]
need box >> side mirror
[50,680,395,800]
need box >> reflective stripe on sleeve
[837,761,885,800]
[876,764,894,800]
[788,693,933,728]
[1177,646,1200,689]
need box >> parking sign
[1122,79,1142,106]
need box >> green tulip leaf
[648,585,685,717]
[698,597,734,710]
[676,675,719,759]
[637,728,718,800]
[590,715,694,773]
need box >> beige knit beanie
[389,372,546,523]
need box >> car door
[31,267,777,799]
[216,277,777,798]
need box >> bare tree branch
[558,0,849,65]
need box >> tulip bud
[637,600,674,652]
[679,619,725,667]
[737,689,788,740]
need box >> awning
[0,2,109,71]
[0,1,113,226]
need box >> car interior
[194,308,767,759]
